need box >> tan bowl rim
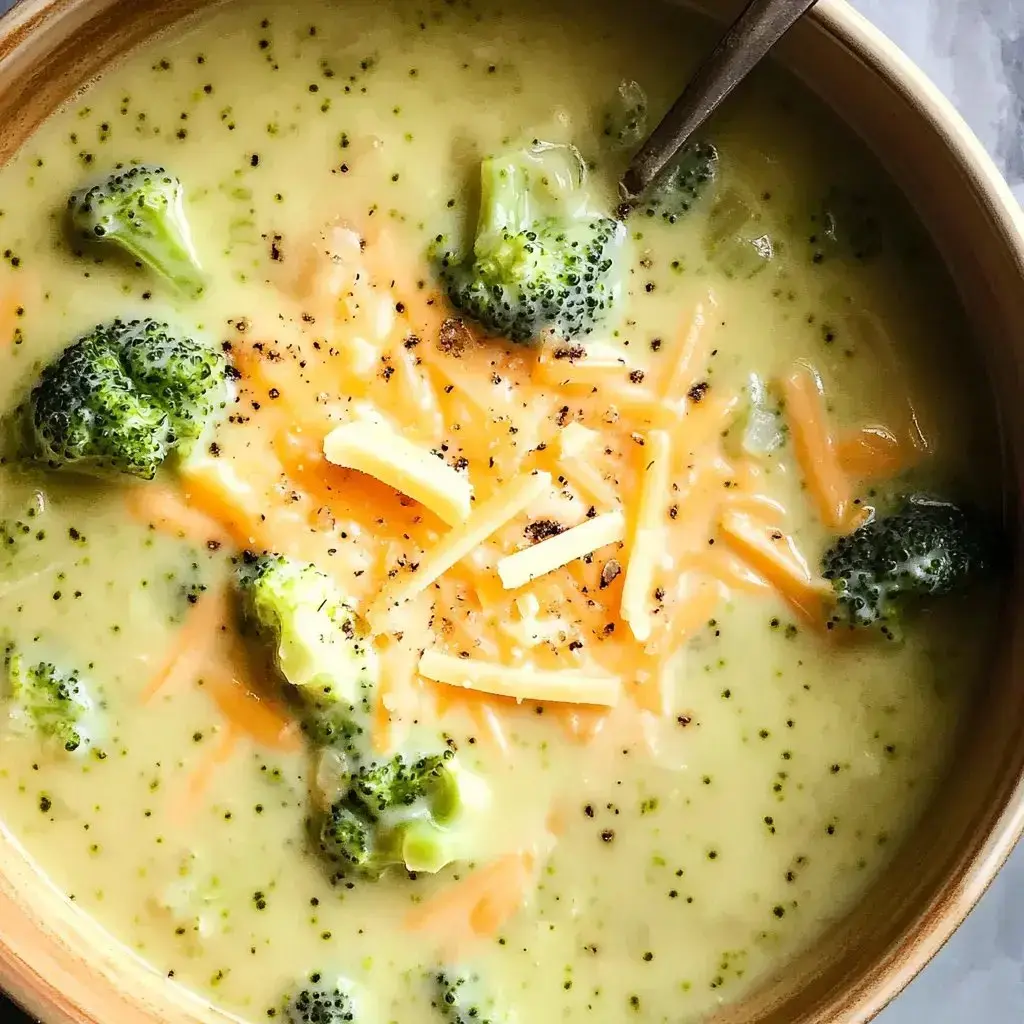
[808,2,1024,1017]
[0,0,1022,1022]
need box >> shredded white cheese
[557,421,600,460]
[367,471,552,626]
[620,429,672,642]
[499,593,574,650]
[323,420,473,526]
[418,650,621,706]
[496,510,625,590]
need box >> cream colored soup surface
[0,0,1002,1021]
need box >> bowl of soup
[0,0,1021,1022]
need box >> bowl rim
[0,0,1021,1022]
[807,2,1024,1019]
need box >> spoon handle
[620,0,819,203]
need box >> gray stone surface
[856,0,1024,208]
[0,0,1021,1021]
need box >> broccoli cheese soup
[0,0,1003,1022]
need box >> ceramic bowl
[0,0,1021,1022]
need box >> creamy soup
[0,0,1003,1022]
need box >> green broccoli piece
[281,972,365,1024]
[303,702,366,758]
[821,498,995,640]
[315,750,487,879]
[431,972,511,1024]
[27,318,226,480]
[350,752,461,815]
[67,164,204,293]
[317,801,375,874]
[640,140,718,224]
[234,553,489,882]
[601,80,648,148]
[3,644,93,752]
[440,142,627,344]
[237,554,377,709]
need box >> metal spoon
[620,0,820,206]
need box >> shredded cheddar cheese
[194,249,916,740]
[418,650,622,706]
[718,509,831,623]
[323,420,474,525]
[496,510,626,590]
[779,363,852,531]
[557,421,599,460]
[621,430,672,642]
[661,297,712,409]
[369,471,552,626]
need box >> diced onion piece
[738,373,785,457]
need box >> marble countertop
[0,0,1022,1021]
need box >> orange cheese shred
[779,362,853,531]
[203,669,303,753]
[837,424,918,482]
[178,458,282,553]
[660,297,712,407]
[652,578,724,660]
[404,850,536,941]
[674,390,741,465]
[142,585,230,703]
[169,727,239,823]
[126,484,230,549]
[718,509,831,624]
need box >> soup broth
[0,0,1002,1021]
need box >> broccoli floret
[639,140,718,224]
[315,750,485,878]
[237,553,377,709]
[27,317,226,480]
[431,972,511,1024]
[440,142,627,344]
[822,498,995,639]
[318,801,375,873]
[3,644,93,752]
[68,165,204,292]
[234,554,489,881]
[601,80,648,148]
[350,752,461,815]
[304,702,366,758]
[281,972,365,1024]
